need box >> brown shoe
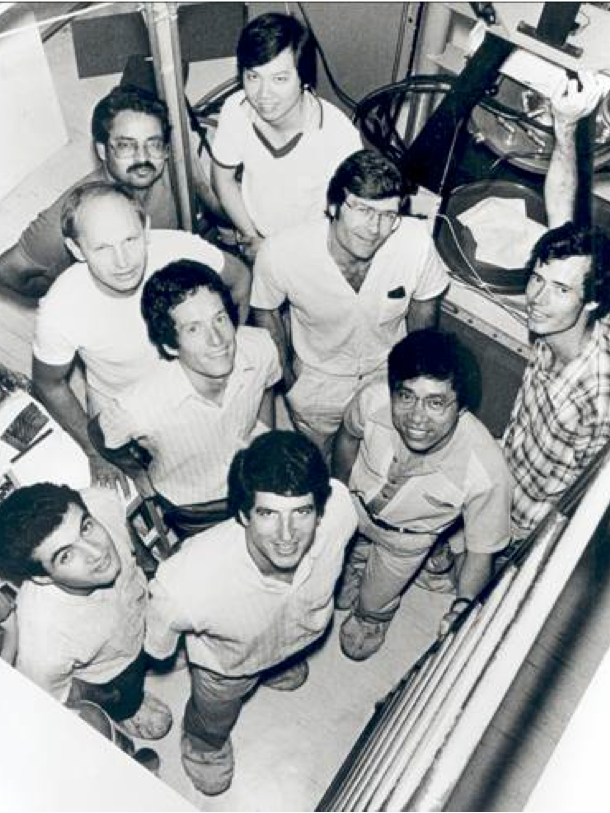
[181,734,234,796]
[340,613,390,661]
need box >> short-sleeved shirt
[502,320,610,538]
[251,218,449,377]
[346,381,512,553]
[16,488,147,703]
[100,327,281,505]
[33,229,224,414]
[212,90,361,236]
[144,480,358,677]
[18,165,178,279]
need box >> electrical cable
[296,2,357,110]
[434,211,529,326]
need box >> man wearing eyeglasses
[251,149,449,462]
[0,85,212,299]
[332,329,512,659]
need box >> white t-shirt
[16,488,148,702]
[212,90,361,236]
[251,218,449,376]
[33,230,224,413]
[145,480,358,676]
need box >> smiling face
[526,255,594,342]
[168,287,237,381]
[97,110,168,190]
[391,376,460,455]
[31,502,121,595]
[331,193,401,262]
[242,47,303,126]
[65,193,149,297]
[242,491,320,580]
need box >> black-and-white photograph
[1,2,610,811]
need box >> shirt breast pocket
[379,288,409,325]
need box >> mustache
[127,162,156,173]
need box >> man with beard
[250,149,449,461]
[0,85,213,298]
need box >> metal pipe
[143,2,194,231]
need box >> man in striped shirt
[97,260,280,516]
[145,431,357,796]
[502,73,610,542]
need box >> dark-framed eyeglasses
[107,137,168,160]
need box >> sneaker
[415,544,457,594]
[335,567,362,611]
[262,659,309,691]
[181,734,234,796]
[340,613,390,661]
[117,691,173,741]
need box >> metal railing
[319,443,610,811]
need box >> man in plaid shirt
[503,72,610,541]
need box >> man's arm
[219,250,252,324]
[0,243,56,299]
[438,550,493,636]
[332,422,361,485]
[32,356,129,492]
[545,72,603,229]
[407,294,442,333]
[257,386,276,430]
[211,163,264,263]
[251,306,295,390]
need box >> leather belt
[355,493,431,536]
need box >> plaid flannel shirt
[502,320,610,538]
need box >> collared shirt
[345,381,512,553]
[33,230,224,414]
[502,320,610,538]
[16,488,147,702]
[212,89,361,236]
[144,480,358,676]
[19,165,178,279]
[251,219,449,378]
[100,327,281,505]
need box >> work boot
[340,612,390,661]
[117,691,173,740]
[262,659,309,691]
[181,734,234,796]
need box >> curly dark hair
[228,430,331,522]
[91,85,171,145]
[237,12,316,88]
[327,149,405,212]
[0,483,86,586]
[388,329,481,412]
[141,260,238,360]
[526,221,610,320]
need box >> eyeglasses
[393,390,457,416]
[343,199,400,229]
[107,137,168,160]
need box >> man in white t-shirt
[251,149,450,460]
[32,182,251,490]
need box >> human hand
[88,451,131,500]
[438,597,471,637]
[551,70,604,130]
[236,233,264,264]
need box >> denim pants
[66,650,147,722]
[184,665,259,752]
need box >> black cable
[296,2,357,110]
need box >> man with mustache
[0,85,214,298]
[502,73,610,544]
